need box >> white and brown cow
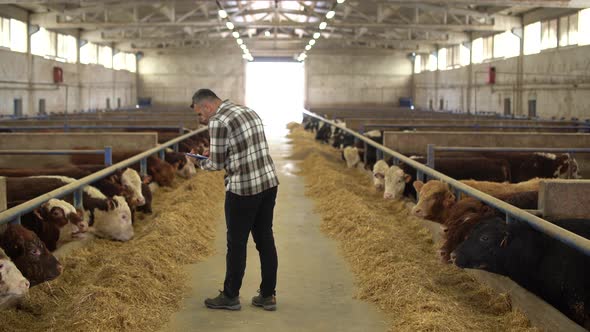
[7,177,134,242]
[372,160,390,190]
[0,250,29,309]
[343,146,362,169]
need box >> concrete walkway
[161,131,388,332]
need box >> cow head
[411,180,456,221]
[178,156,197,178]
[0,225,62,287]
[343,147,361,169]
[120,168,145,207]
[35,199,89,245]
[451,217,511,275]
[555,154,581,179]
[150,160,176,187]
[372,160,389,190]
[0,251,29,309]
[383,166,411,200]
[91,196,134,242]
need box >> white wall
[414,44,590,119]
[0,48,136,116]
[138,47,246,106]
[304,52,413,108]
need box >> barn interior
[1,1,590,331]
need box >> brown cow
[439,191,539,262]
[11,199,88,251]
[411,178,541,222]
[0,224,62,286]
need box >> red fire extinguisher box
[53,66,63,83]
[488,66,496,84]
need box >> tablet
[185,153,208,160]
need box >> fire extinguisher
[53,67,63,84]
[488,66,496,84]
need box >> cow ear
[413,180,424,192]
[107,199,116,210]
[33,208,44,221]
[143,175,152,184]
[443,192,455,208]
[403,174,412,183]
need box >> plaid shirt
[199,100,279,196]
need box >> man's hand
[203,149,210,157]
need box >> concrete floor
[161,130,388,332]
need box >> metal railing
[303,110,590,256]
[0,124,189,133]
[0,148,113,166]
[361,124,590,132]
[0,127,208,225]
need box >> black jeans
[223,186,278,298]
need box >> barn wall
[304,51,413,108]
[138,46,246,107]
[414,44,590,119]
[0,48,137,117]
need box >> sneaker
[204,290,241,310]
[251,290,277,311]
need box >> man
[190,89,280,311]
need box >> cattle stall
[303,110,590,331]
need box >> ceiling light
[313,32,320,39]
[242,54,249,59]
[305,45,311,51]
[241,44,247,50]
[265,30,271,37]
[309,39,316,46]
[319,22,327,30]
[337,0,346,3]
[218,10,228,18]
[232,31,239,38]
[326,11,335,19]
[237,38,243,45]
[226,21,234,30]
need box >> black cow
[452,217,590,329]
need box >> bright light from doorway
[246,61,304,137]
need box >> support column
[76,29,83,113]
[0,177,6,213]
[466,34,474,114]
[516,22,525,117]
[26,11,34,116]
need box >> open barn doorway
[245,59,304,138]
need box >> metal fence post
[426,144,435,169]
[140,158,148,177]
[506,214,515,224]
[158,149,165,160]
[376,149,384,161]
[568,152,574,179]
[104,146,112,166]
[73,189,84,209]
[363,141,368,164]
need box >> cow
[331,132,355,150]
[136,181,153,214]
[372,160,390,190]
[452,217,590,329]
[0,224,62,287]
[165,150,197,179]
[315,123,332,143]
[0,250,30,309]
[71,152,177,187]
[362,130,383,171]
[10,199,88,251]
[0,166,146,209]
[410,178,541,222]
[6,177,134,242]
[383,157,511,202]
[343,146,362,169]
[478,152,580,181]
[439,191,539,263]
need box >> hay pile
[291,132,538,332]
[0,171,225,332]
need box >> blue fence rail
[0,127,208,225]
[0,148,113,166]
[303,110,590,257]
